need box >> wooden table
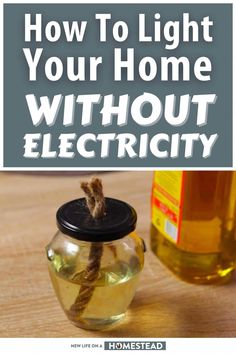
[0,171,236,338]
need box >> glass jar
[46,198,145,330]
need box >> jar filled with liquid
[150,171,236,284]
[46,198,145,330]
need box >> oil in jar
[48,250,141,330]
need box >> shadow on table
[103,272,236,338]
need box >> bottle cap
[56,197,137,242]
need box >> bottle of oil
[150,171,236,284]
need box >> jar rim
[56,197,137,242]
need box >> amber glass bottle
[150,171,236,284]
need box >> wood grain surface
[0,171,236,338]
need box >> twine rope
[69,177,105,320]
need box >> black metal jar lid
[56,197,137,242]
